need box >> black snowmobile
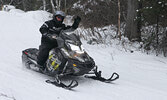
[22,31,119,89]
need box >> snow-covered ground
[0,9,167,100]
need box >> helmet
[53,11,66,23]
[54,11,66,17]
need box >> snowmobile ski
[85,72,119,83]
[45,75,78,89]
[85,66,119,83]
[46,80,78,90]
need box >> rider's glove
[72,16,81,29]
[74,16,81,24]
[43,33,58,40]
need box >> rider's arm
[39,21,56,40]
[63,16,81,32]
[39,21,50,35]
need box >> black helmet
[53,11,66,23]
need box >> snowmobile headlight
[62,43,85,62]
[68,43,84,54]
[72,53,85,62]
[61,47,84,62]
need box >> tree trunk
[117,0,121,40]
[125,0,141,41]
[64,0,67,13]
[42,0,46,11]
[0,0,3,10]
[58,0,61,10]
[136,0,142,42]
[22,0,26,11]
[55,0,61,10]
[50,0,55,13]
[155,13,159,56]
[9,0,14,5]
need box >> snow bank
[2,5,15,11]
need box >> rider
[37,10,81,71]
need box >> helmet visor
[55,15,64,22]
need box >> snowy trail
[0,10,167,100]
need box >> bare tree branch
[9,0,14,5]
[50,0,55,13]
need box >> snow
[0,9,167,100]
[2,5,15,12]
[158,2,162,4]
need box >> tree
[125,0,141,41]
[42,0,46,11]
[141,0,167,56]
[117,0,121,40]
[55,0,61,10]
[64,0,66,13]
[136,0,142,42]
[0,0,3,10]
[50,0,55,13]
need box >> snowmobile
[22,31,119,89]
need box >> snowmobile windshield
[60,32,86,62]
[63,33,84,54]
[61,32,82,46]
